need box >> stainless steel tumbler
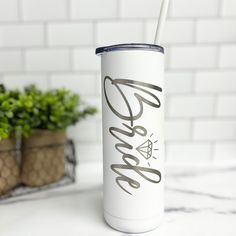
[96,43,164,233]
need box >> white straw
[154,0,170,45]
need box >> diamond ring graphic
[136,139,153,160]
[136,133,158,166]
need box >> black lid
[95,43,164,55]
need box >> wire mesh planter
[0,139,77,201]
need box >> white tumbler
[96,43,164,233]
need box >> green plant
[10,89,37,137]
[0,84,97,139]
[24,85,97,132]
[0,85,15,140]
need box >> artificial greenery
[10,88,38,138]
[0,84,97,140]
[0,85,15,140]
[24,85,97,131]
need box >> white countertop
[0,162,235,236]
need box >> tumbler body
[96,44,164,233]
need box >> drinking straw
[154,0,170,45]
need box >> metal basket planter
[0,136,76,201]
[0,138,20,196]
[21,130,67,187]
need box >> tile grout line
[17,0,22,22]
[218,0,223,17]
[93,21,98,47]
[66,0,71,20]
[192,19,197,44]
[117,0,121,19]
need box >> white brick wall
[47,23,93,46]
[120,0,162,18]
[0,25,44,47]
[3,74,48,90]
[165,72,192,94]
[170,46,217,69]
[25,49,70,72]
[0,0,235,163]
[0,50,22,72]
[165,120,191,141]
[221,0,236,17]
[195,71,236,93]
[146,20,194,44]
[169,0,219,17]
[217,95,236,117]
[67,120,98,143]
[70,0,118,19]
[21,0,68,21]
[50,73,96,95]
[96,22,143,46]
[219,45,236,68]
[168,95,215,118]
[214,142,236,161]
[166,143,212,163]
[193,120,236,141]
[73,48,100,71]
[196,19,236,43]
[0,0,18,22]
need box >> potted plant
[20,86,97,187]
[0,85,20,195]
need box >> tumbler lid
[95,43,164,55]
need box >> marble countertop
[0,162,235,236]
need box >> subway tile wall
[0,0,235,163]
